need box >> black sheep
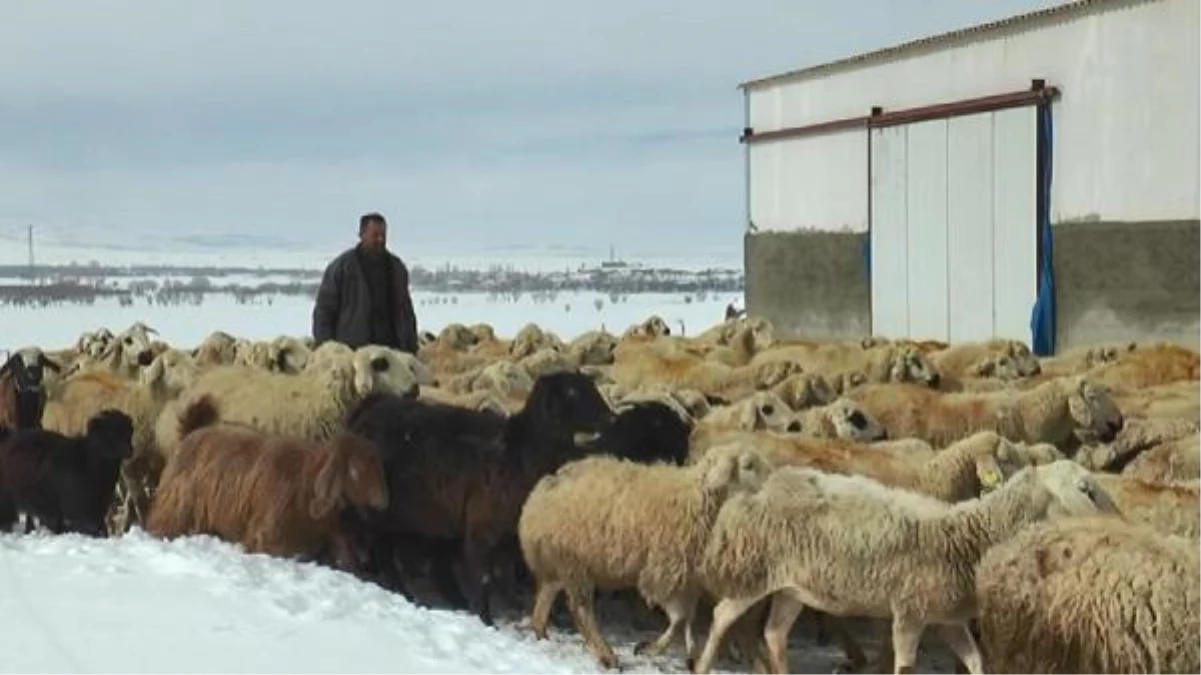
[344,369,616,625]
[579,400,693,466]
[0,409,134,536]
[0,348,62,430]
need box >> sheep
[166,344,425,445]
[1121,432,1200,483]
[518,443,773,669]
[975,515,1199,674]
[742,430,1045,503]
[145,394,389,574]
[1109,380,1200,423]
[577,399,693,466]
[1036,341,1136,377]
[690,460,1122,675]
[611,343,802,401]
[622,315,672,341]
[567,330,619,366]
[749,342,942,391]
[139,348,199,399]
[767,372,837,410]
[94,321,160,377]
[443,360,533,399]
[688,398,887,464]
[0,347,62,430]
[519,347,577,379]
[342,370,617,626]
[1074,416,1200,472]
[509,323,565,359]
[846,374,1124,450]
[1089,342,1200,389]
[42,367,185,533]
[304,339,354,372]
[1089,472,1199,539]
[929,338,1042,384]
[191,330,239,368]
[267,335,312,373]
[0,409,134,536]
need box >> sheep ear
[975,455,1006,492]
[39,354,62,372]
[309,448,344,520]
[972,358,996,377]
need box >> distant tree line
[0,262,743,309]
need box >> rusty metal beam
[740,82,1060,144]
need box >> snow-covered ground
[0,250,960,674]
[0,528,956,675]
[1,290,738,351]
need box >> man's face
[360,221,387,252]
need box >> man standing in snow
[311,212,419,353]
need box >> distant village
[0,257,744,309]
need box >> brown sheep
[1089,342,1200,389]
[145,395,389,573]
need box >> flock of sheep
[1,315,1199,674]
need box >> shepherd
[311,212,419,353]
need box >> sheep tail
[178,394,221,438]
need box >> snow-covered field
[1,290,737,351]
[0,251,959,674]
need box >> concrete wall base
[744,220,1200,351]
[744,230,870,341]
[1053,219,1200,350]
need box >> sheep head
[437,323,478,351]
[310,433,389,520]
[1028,460,1124,518]
[699,443,773,495]
[472,361,533,398]
[889,347,941,388]
[84,409,136,463]
[351,346,431,399]
[1004,341,1042,377]
[140,349,200,396]
[527,370,615,439]
[1,347,61,392]
[772,373,836,409]
[821,399,887,442]
[752,360,804,391]
[734,392,793,432]
[268,336,311,374]
[1066,376,1124,445]
[105,323,158,368]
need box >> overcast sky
[1,0,1062,260]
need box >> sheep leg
[529,580,562,640]
[691,593,770,675]
[632,594,697,658]
[933,623,983,675]
[889,613,926,674]
[828,617,870,673]
[461,531,498,626]
[564,585,619,670]
[764,592,805,674]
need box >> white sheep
[518,442,772,670]
[164,345,426,445]
[690,460,1121,674]
[846,374,1125,450]
[975,515,1199,673]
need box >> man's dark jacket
[311,246,419,353]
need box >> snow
[0,528,957,675]
[0,530,601,674]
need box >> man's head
[359,212,387,253]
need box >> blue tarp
[1029,102,1057,356]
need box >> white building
[740,0,1199,352]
